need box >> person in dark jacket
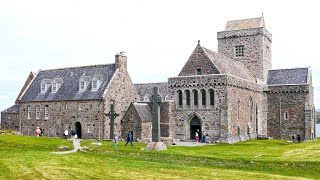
[125,130,133,146]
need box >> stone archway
[75,121,82,139]
[189,116,202,140]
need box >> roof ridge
[39,63,115,72]
[226,17,262,23]
[269,67,308,71]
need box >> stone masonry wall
[218,28,272,82]
[20,100,104,139]
[103,54,139,139]
[121,104,144,142]
[267,85,310,140]
[1,112,19,131]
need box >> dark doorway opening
[75,122,82,138]
[190,116,201,139]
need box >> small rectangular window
[44,105,49,119]
[87,124,92,133]
[65,103,68,110]
[92,80,98,90]
[41,84,46,93]
[78,103,81,111]
[35,106,40,119]
[27,106,31,119]
[235,45,244,57]
[197,69,202,75]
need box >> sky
[0,0,319,113]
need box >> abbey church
[1,16,317,143]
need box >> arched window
[201,89,206,106]
[193,90,198,106]
[186,90,190,106]
[209,89,214,106]
[178,90,182,106]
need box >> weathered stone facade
[133,16,315,143]
[121,101,175,144]
[1,105,19,131]
[17,52,139,139]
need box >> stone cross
[150,86,162,142]
[105,100,119,139]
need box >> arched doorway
[75,122,82,138]
[190,116,201,139]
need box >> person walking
[125,130,133,146]
[114,129,119,148]
[40,128,44,137]
[70,129,76,140]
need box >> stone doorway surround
[187,113,202,140]
[75,121,82,139]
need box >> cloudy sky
[0,0,319,112]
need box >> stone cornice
[217,27,272,42]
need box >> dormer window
[51,78,63,93]
[40,79,52,93]
[91,75,103,91]
[79,76,90,92]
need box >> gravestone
[145,87,167,150]
[105,100,119,139]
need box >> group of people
[63,128,77,140]
[292,133,301,143]
[195,129,207,143]
[35,127,44,137]
[113,130,133,148]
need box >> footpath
[52,139,81,155]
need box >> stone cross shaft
[105,101,119,139]
[151,86,161,142]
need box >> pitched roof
[225,17,265,31]
[267,68,309,85]
[133,103,152,122]
[134,82,169,101]
[202,46,255,81]
[21,64,116,102]
[1,104,19,113]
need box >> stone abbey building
[1,16,316,143]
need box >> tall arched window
[193,90,198,106]
[178,90,182,106]
[186,90,190,106]
[201,89,206,106]
[209,89,214,106]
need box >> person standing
[70,129,76,140]
[114,129,119,148]
[202,130,206,143]
[297,134,301,143]
[292,133,296,143]
[125,130,133,146]
[40,128,44,137]
[64,129,69,139]
[195,131,199,143]
[35,127,41,137]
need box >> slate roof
[202,46,255,81]
[225,17,264,31]
[21,64,116,102]
[1,104,19,113]
[134,82,170,101]
[267,68,309,85]
[133,103,152,122]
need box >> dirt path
[52,139,81,154]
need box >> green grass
[0,135,320,179]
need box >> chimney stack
[115,51,127,70]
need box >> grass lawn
[0,135,320,179]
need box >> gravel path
[52,139,81,155]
